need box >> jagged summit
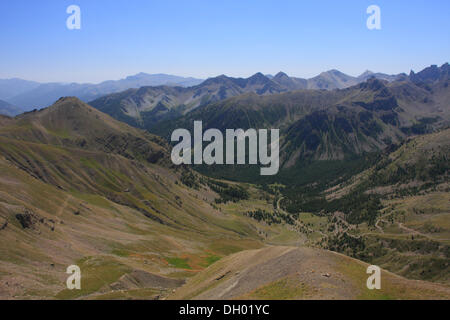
[273,71,290,79]
[409,63,450,83]
[358,70,374,78]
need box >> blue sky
[0,0,449,83]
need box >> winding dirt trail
[169,246,450,300]
[375,219,386,233]
[396,222,450,241]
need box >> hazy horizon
[2,62,449,85]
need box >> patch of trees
[369,152,449,188]
[206,179,249,204]
[326,233,367,259]
[180,171,201,189]
[327,192,381,225]
[244,209,295,226]
[281,191,381,226]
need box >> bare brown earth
[0,98,448,300]
[0,153,276,299]
[0,98,302,299]
[169,246,450,300]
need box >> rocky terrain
[0,64,448,300]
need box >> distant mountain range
[0,64,448,299]
[0,69,408,114]
[274,69,402,91]
[90,64,448,134]
[0,73,204,111]
[2,64,447,122]
[0,99,22,117]
[153,64,449,174]
[88,69,410,130]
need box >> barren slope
[170,246,450,300]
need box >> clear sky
[0,0,449,83]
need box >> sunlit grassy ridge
[0,97,448,300]
[0,98,301,299]
[170,246,450,300]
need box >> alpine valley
[0,63,449,300]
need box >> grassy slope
[0,97,447,300]
[0,98,302,299]
[169,246,450,300]
[321,129,449,284]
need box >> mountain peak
[359,70,374,78]
[248,72,267,80]
[51,96,91,110]
[125,72,150,80]
[274,71,289,79]
[30,97,116,123]
[409,63,449,83]
[246,72,271,85]
[358,77,387,91]
[326,69,345,75]
[317,69,344,78]
[202,74,232,85]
